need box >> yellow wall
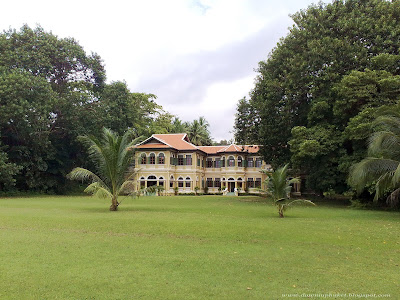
[133,150,269,194]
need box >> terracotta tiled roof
[197,146,227,154]
[136,133,198,151]
[136,134,261,154]
[198,144,260,154]
[136,143,169,149]
[239,145,260,154]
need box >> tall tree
[170,117,188,133]
[187,117,212,146]
[234,97,259,144]
[238,0,400,193]
[0,69,59,190]
[0,25,105,93]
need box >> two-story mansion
[132,133,271,194]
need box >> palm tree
[67,128,142,211]
[198,116,213,145]
[187,117,212,146]
[262,164,315,217]
[348,105,400,207]
[170,117,188,133]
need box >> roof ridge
[155,133,186,135]
[180,133,199,150]
[198,145,225,147]
[217,145,231,153]
[148,135,175,149]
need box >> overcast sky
[0,0,322,141]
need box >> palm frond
[374,115,400,136]
[368,131,400,158]
[286,199,316,207]
[392,163,400,186]
[84,182,112,199]
[92,187,113,200]
[374,171,396,201]
[66,167,105,186]
[78,133,111,185]
[349,104,400,205]
[348,158,399,193]
[118,180,136,195]
[386,188,400,208]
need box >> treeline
[0,25,212,193]
[234,0,400,200]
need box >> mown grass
[0,195,399,299]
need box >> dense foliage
[0,25,213,194]
[235,0,400,199]
[170,116,213,146]
[349,104,400,207]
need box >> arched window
[185,176,191,188]
[159,176,164,186]
[147,175,157,187]
[237,177,243,189]
[158,153,165,164]
[170,176,174,188]
[149,153,156,164]
[228,156,235,167]
[178,176,184,188]
[238,156,243,167]
[140,153,146,164]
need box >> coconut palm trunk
[110,196,119,211]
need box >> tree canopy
[235,0,400,197]
[0,25,210,194]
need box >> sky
[0,0,322,141]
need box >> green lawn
[0,195,399,299]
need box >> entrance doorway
[227,178,235,192]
